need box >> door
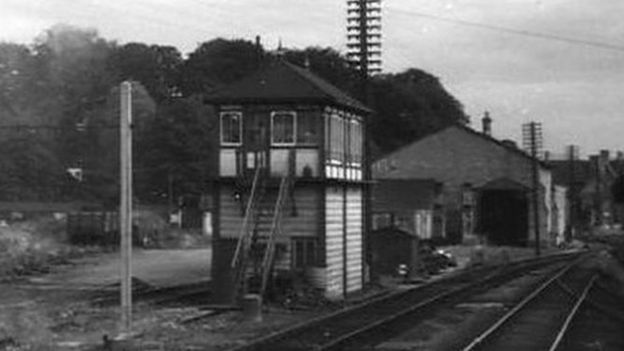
[242,112,268,177]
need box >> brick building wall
[374,125,553,244]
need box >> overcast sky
[2,0,623,158]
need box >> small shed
[369,227,419,278]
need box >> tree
[1,31,470,205]
[369,69,468,154]
[29,24,118,178]
[0,135,65,201]
[109,43,183,102]
[283,47,360,94]
[181,38,263,95]
[135,96,218,203]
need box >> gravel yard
[0,236,606,350]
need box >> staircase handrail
[231,166,262,269]
[259,150,294,296]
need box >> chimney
[482,111,492,136]
[255,35,262,66]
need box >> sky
[2,0,623,158]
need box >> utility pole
[347,0,382,79]
[522,122,543,256]
[347,0,381,283]
[120,81,133,334]
[567,145,579,239]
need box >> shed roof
[477,177,530,192]
[205,59,371,113]
[374,123,550,177]
[451,124,550,168]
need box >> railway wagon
[205,59,371,303]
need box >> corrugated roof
[205,59,371,113]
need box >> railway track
[229,251,585,351]
[547,275,624,351]
[460,256,596,351]
[90,280,212,307]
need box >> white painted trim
[219,111,243,146]
[271,110,297,146]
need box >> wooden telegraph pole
[120,81,133,333]
[523,122,543,256]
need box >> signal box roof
[205,59,371,114]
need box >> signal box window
[349,119,362,165]
[297,112,318,145]
[220,111,242,145]
[271,111,296,145]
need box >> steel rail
[548,274,597,351]
[556,278,624,324]
[229,251,585,351]
[316,270,502,350]
[460,255,584,351]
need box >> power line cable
[385,7,624,53]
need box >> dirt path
[0,248,212,350]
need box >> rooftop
[205,59,371,113]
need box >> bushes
[0,218,71,279]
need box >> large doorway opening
[478,183,529,246]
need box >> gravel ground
[0,241,605,350]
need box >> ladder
[259,173,292,297]
[230,166,263,298]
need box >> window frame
[220,111,243,146]
[271,110,297,146]
[296,111,319,146]
[349,118,363,167]
[328,112,344,164]
[292,237,319,269]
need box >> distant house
[373,116,559,247]
[205,59,370,302]
[549,150,624,229]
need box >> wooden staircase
[230,151,294,301]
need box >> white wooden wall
[325,186,345,299]
[345,187,363,293]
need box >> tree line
[0,24,468,206]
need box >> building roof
[453,123,550,169]
[478,177,530,191]
[204,59,371,113]
[375,123,550,172]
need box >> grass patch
[0,217,78,280]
